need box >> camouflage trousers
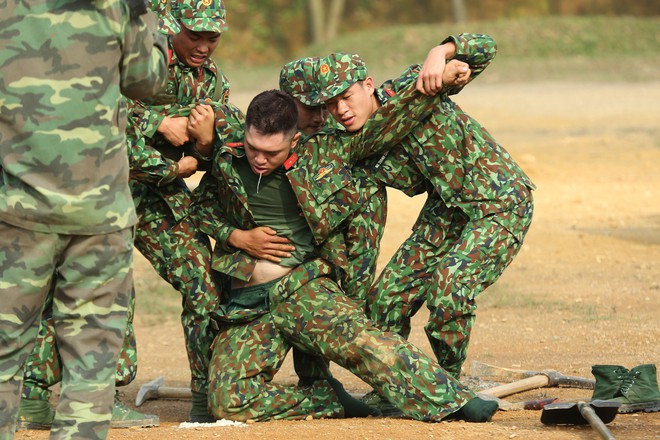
[134,205,220,393]
[367,196,534,377]
[20,284,137,401]
[208,259,474,422]
[208,278,343,422]
[0,221,133,440]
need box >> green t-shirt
[235,157,316,266]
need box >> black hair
[246,90,298,137]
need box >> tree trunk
[451,0,468,22]
[308,0,346,44]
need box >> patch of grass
[133,278,181,326]
[480,285,615,322]
[220,15,660,89]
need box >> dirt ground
[15,81,660,439]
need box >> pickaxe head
[135,376,165,407]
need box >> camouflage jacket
[127,42,230,222]
[192,84,437,281]
[0,1,167,234]
[374,33,536,240]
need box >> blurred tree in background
[219,0,659,64]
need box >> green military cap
[150,0,181,35]
[279,57,322,106]
[170,0,228,33]
[317,53,368,102]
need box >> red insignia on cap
[319,63,330,75]
[284,153,298,170]
[226,142,243,148]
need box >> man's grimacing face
[171,25,221,68]
[324,78,376,132]
[294,100,328,135]
[244,126,300,176]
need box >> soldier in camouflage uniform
[125,0,230,422]
[315,34,535,383]
[0,0,167,438]
[190,86,498,422]
[278,57,389,385]
[15,0,229,427]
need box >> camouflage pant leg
[292,348,331,387]
[425,205,533,377]
[0,222,132,439]
[207,312,342,422]
[0,223,53,436]
[341,183,387,308]
[134,212,220,393]
[21,293,61,402]
[21,280,137,400]
[270,260,475,422]
[114,285,137,387]
[366,229,445,340]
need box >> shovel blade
[541,400,620,425]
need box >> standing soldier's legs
[270,261,476,422]
[425,203,533,377]
[366,231,442,339]
[134,213,219,395]
[0,223,55,437]
[49,229,133,440]
[366,196,454,339]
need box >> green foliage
[219,15,660,87]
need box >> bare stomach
[231,260,293,289]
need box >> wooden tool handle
[578,402,617,440]
[157,386,193,399]
[480,374,550,398]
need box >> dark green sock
[328,378,382,418]
[448,397,498,422]
[190,390,215,423]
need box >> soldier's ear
[290,131,302,149]
[364,77,375,95]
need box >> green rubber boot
[610,364,660,413]
[16,398,55,430]
[189,390,215,423]
[591,365,629,400]
[111,391,159,428]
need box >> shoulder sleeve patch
[385,89,396,97]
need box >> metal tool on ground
[471,361,595,398]
[477,393,557,411]
[541,400,620,440]
[135,376,192,407]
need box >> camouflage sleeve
[213,103,246,146]
[120,9,168,99]
[190,171,237,251]
[190,103,245,242]
[129,100,168,139]
[444,33,497,86]
[126,121,179,186]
